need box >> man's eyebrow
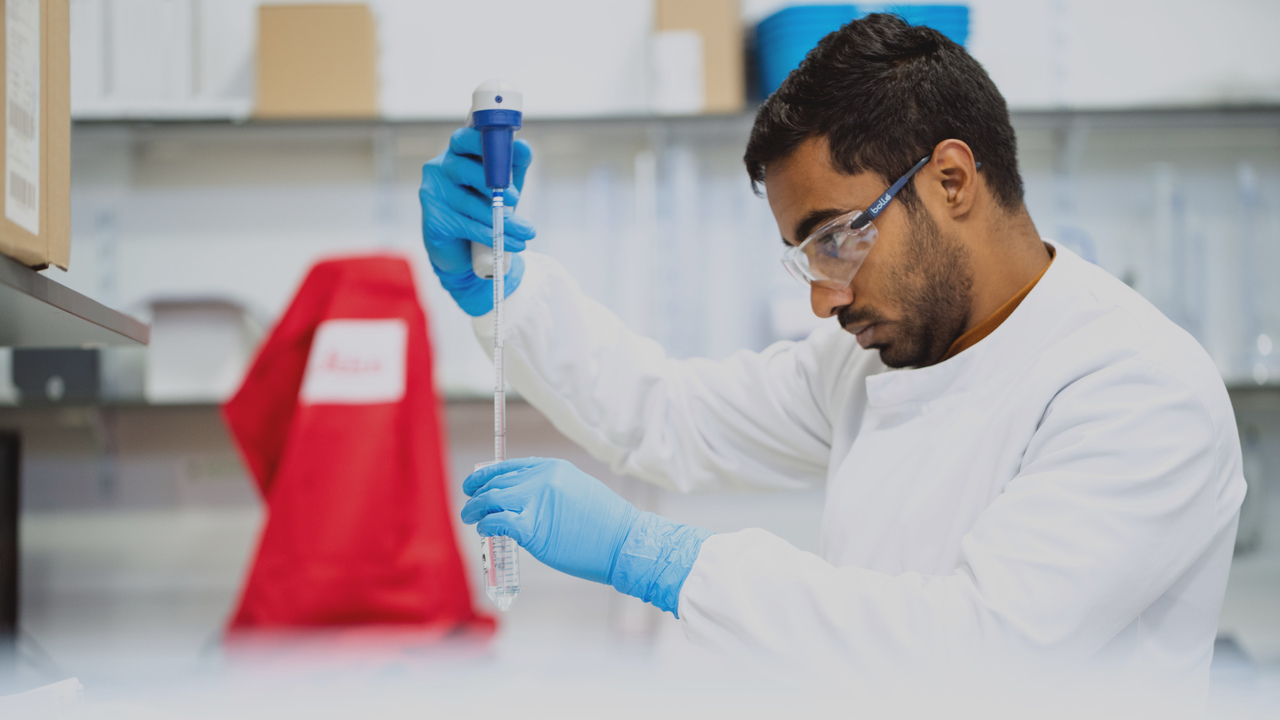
[787,207,852,247]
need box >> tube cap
[470,79,523,116]
[469,80,523,190]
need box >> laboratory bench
[0,393,1278,713]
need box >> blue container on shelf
[757,4,970,98]
[757,5,859,99]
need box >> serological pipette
[469,79,523,612]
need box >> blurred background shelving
[3,103,1275,403]
[65,0,1280,121]
[15,0,1274,403]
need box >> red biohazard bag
[223,254,492,634]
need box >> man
[419,14,1244,699]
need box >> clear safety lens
[782,216,878,290]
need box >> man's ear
[929,139,979,219]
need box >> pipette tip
[487,588,518,612]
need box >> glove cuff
[609,511,712,618]
[430,253,525,317]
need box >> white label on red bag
[300,319,407,405]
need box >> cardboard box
[655,0,744,114]
[255,3,378,119]
[0,0,69,270]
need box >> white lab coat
[472,243,1245,699]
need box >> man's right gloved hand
[420,127,536,317]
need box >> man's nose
[810,283,854,318]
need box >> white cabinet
[70,0,256,119]
[1039,0,1280,110]
[70,0,1280,121]
[376,0,653,120]
[744,0,1280,111]
[70,0,653,121]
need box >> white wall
[69,0,1280,119]
[746,0,1280,110]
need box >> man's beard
[841,206,974,369]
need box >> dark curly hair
[744,13,1024,211]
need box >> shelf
[0,395,513,413]
[67,104,1280,130]
[71,112,758,134]
[0,254,149,348]
[70,100,254,123]
[1,385,1276,415]
[1226,383,1280,393]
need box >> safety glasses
[781,154,933,290]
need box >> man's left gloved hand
[461,457,712,616]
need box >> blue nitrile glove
[419,127,536,316]
[461,457,713,617]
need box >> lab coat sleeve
[471,252,835,492]
[677,358,1234,671]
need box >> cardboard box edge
[655,0,746,115]
[46,0,70,270]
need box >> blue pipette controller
[469,79,523,278]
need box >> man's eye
[810,232,841,256]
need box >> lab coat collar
[864,239,1075,407]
